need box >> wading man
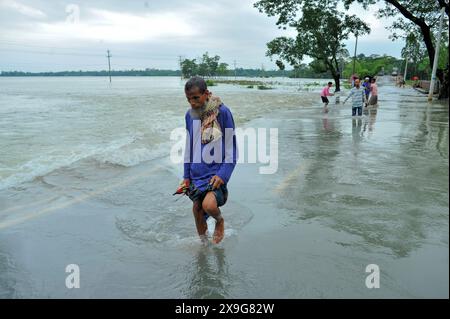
[344,78,366,117]
[182,76,237,244]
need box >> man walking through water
[181,76,237,244]
[344,78,366,116]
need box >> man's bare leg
[202,192,224,244]
[193,201,208,242]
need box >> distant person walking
[321,82,334,112]
[343,78,366,116]
[368,78,378,106]
[362,77,371,106]
[350,74,358,87]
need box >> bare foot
[199,221,208,236]
[199,234,209,246]
[212,218,224,244]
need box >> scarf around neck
[190,93,223,144]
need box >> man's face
[354,79,360,88]
[185,87,209,109]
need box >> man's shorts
[321,96,329,103]
[188,183,228,207]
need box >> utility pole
[352,34,358,78]
[106,49,112,83]
[428,5,446,101]
[234,60,237,80]
[178,55,183,80]
[403,56,408,82]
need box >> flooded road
[0,76,448,298]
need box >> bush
[257,85,273,90]
[206,79,216,86]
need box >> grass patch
[257,85,273,90]
[213,79,266,86]
[304,81,322,87]
[343,83,352,89]
[205,79,217,86]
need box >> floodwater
[0,76,448,298]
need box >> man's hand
[183,179,190,188]
[209,175,224,190]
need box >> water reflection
[322,114,333,132]
[275,88,449,258]
[186,246,229,299]
[363,107,378,134]
[352,117,362,144]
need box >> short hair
[371,78,376,83]
[328,82,333,85]
[185,76,207,93]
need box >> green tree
[181,53,228,78]
[181,58,198,78]
[255,0,370,91]
[343,0,449,69]
[197,54,209,77]
[217,62,229,76]
[208,54,221,77]
[401,32,427,79]
[197,52,222,77]
[342,54,403,79]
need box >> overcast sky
[0,0,406,72]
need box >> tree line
[255,0,449,98]
[1,53,404,79]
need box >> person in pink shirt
[321,82,334,112]
[368,78,378,106]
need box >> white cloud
[34,8,197,43]
[0,0,46,19]
[0,0,405,71]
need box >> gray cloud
[0,0,404,72]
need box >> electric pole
[403,55,408,82]
[178,55,183,80]
[428,5,446,101]
[352,34,358,78]
[106,49,112,83]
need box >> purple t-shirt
[183,104,237,191]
